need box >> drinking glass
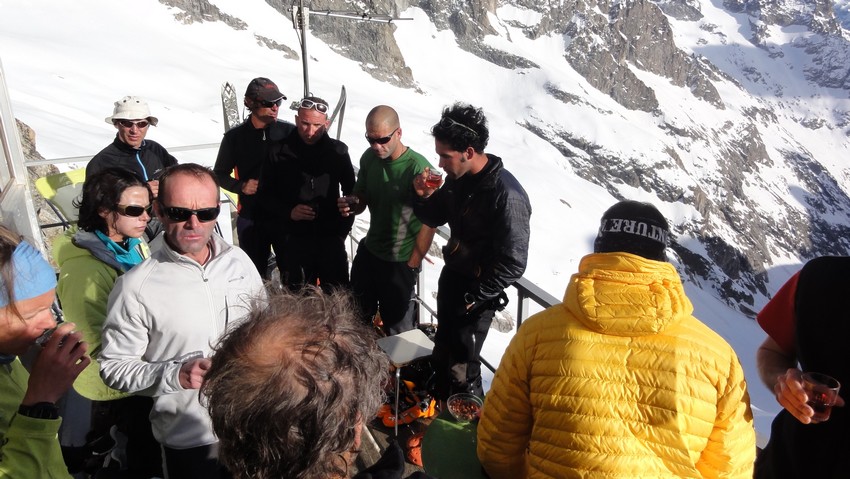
[802,372,841,423]
[425,170,443,189]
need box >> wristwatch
[18,402,59,420]
[463,292,476,305]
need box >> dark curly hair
[431,102,489,153]
[75,168,151,233]
[202,287,389,479]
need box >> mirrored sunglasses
[438,117,478,137]
[366,127,398,145]
[299,99,329,113]
[160,204,220,223]
[115,204,153,217]
[117,119,150,129]
[259,99,283,108]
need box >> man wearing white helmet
[88,95,178,200]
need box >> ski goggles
[115,204,153,217]
[438,117,478,137]
[366,127,398,145]
[117,119,150,129]
[298,99,329,114]
[159,204,220,223]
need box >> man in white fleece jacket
[100,163,264,479]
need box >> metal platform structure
[0,58,44,248]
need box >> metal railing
[29,143,562,372]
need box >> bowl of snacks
[446,393,483,423]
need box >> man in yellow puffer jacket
[478,200,756,478]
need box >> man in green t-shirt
[338,105,436,334]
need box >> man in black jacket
[413,103,531,400]
[213,77,295,278]
[256,97,355,292]
[89,95,177,197]
[89,95,178,239]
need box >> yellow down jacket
[477,252,755,478]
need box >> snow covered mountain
[3,0,850,444]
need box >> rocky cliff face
[155,0,850,314]
[19,120,62,250]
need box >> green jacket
[53,228,149,401]
[0,358,71,478]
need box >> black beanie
[593,200,669,261]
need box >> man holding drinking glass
[412,102,531,401]
[755,256,849,478]
[339,105,436,335]
[256,96,355,292]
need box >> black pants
[163,443,231,479]
[433,268,495,401]
[236,216,273,279]
[89,396,162,478]
[350,244,417,335]
[273,233,349,293]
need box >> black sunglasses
[159,204,220,223]
[259,99,283,108]
[438,117,478,137]
[299,99,329,113]
[115,204,152,217]
[117,119,149,129]
[366,127,398,145]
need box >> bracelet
[18,402,59,420]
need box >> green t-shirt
[353,147,433,262]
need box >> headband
[0,241,56,308]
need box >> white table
[376,328,434,436]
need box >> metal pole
[299,0,310,98]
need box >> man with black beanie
[478,199,756,479]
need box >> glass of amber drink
[425,170,443,189]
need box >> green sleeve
[0,361,72,479]
[57,256,125,401]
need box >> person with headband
[412,103,531,403]
[0,226,90,478]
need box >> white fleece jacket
[100,234,264,449]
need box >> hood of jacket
[53,228,124,272]
[564,251,693,337]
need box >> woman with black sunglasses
[52,167,162,477]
